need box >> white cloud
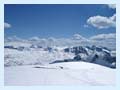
[72,34,87,40]
[110,14,116,21]
[5,33,116,50]
[29,37,40,41]
[90,33,116,50]
[87,15,116,29]
[107,4,116,9]
[90,33,116,40]
[4,22,11,29]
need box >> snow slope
[4,62,116,86]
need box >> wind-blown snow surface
[5,62,116,85]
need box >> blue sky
[4,4,116,39]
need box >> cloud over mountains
[5,33,116,50]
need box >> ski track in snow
[63,69,102,85]
[4,62,116,86]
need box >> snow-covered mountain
[4,39,116,68]
[63,45,116,68]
